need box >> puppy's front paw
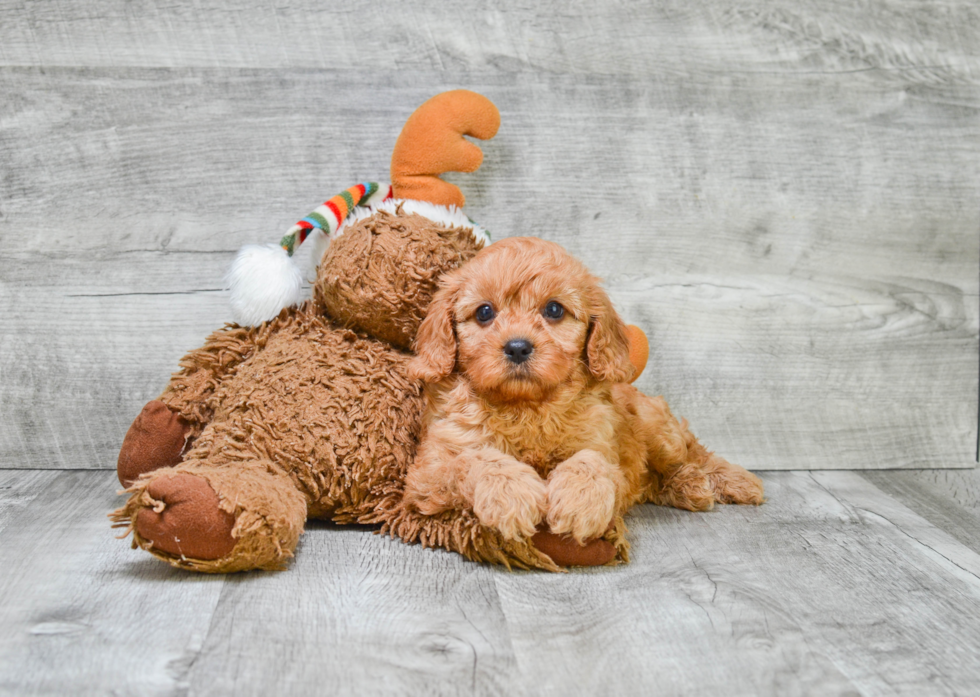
[471,467,547,541]
[546,451,619,544]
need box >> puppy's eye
[475,303,496,324]
[543,301,565,320]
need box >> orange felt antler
[390,90,500,208]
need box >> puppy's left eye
[543,301,565,320]
[475,303,496,324]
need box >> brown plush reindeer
[112,91,650,572]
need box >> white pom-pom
[227,243,304,326]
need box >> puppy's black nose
[504,338,534,364]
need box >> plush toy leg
[117,325,261,487]
[134,472,237,560]
[117,401,190,486]
[112,458,308,573]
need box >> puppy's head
[409,237,635,401]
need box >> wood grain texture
[860,469,980,558]
[0,469,228,696]
[4,468,980,695]
[0,253,232,469]
[181,525,517,696]
[0,1,977,470]
[494,471,980,696]
[0,0,977,74]
[618,272,978,469]
[892,468,980,511]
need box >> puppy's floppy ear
[586,282,636,384]
[408,273,460,382]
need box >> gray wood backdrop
[1,1,977,471]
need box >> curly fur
[404,237,765,549]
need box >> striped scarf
[280,182,393,256]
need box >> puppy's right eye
[475,304,496,324]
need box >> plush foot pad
[532,528,617,567]
[136,473,236,561]
[118,401,190,487]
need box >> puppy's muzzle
[503,338,534,365]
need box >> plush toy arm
[157,323,259,432]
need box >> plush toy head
[227,90,501,332]
[315,204,488,349]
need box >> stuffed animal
[111,90,651,572]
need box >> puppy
[405,237,763,553]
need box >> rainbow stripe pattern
[280,182,393,256]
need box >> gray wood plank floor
[2,467,980,696]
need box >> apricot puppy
[405,237,763,553]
